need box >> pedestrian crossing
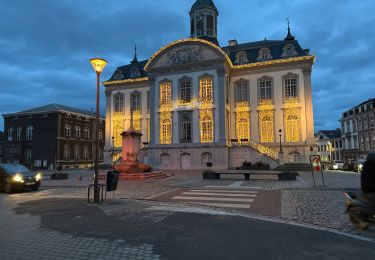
[170,188,258,209]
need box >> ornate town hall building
[103,0,315,170]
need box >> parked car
[354,159,367,173]
[343,159,357,172]
[0,164,41,193]
[330,160,344,170]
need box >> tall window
[99,129,103,140]
[26,148,32,162]
[83,127,89,140]
[131,93,141,111]
[286,114,300,142]
[237,118,250,142]
[259,79,272,100]
[285,77,297,98]
[7,128,13,141]
[160,82,172,106]
[201,116,214,143]
[181,116,192,143]
[260,116,274,143]
[74,145,80,160]
[115,94,124,113]
[65,125,71,138]
[83,146,89,160]
[261,51,268,60]
[160,119,172,144]
[17,127,22,141]
[180,81,191,103]
[200,78,213,102]
[75,126,81,139]
[64,144,70,161]
[236,81,248,103]
[26,126,33,140]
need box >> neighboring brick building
[2,104,105,169]
[340,98,375,161]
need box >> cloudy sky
[1,0,374,132]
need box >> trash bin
[106,170,119,192]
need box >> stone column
[303,67,315,145]
[149,76,157,146]
[216,68,226,145]
[104,89,112,165]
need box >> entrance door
[181,153,191,170]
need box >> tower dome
[189,0,219,45]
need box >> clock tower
[189,0,219,45]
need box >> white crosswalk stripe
[170,188,258,209]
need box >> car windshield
[1,164,30,174]
[334,161,343,163]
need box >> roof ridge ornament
[284,17,295,41]
[131,45,139,64]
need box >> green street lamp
[89,57,107,204]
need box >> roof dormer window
[257,48,272,61]
[282,44,297,58]
[130,67,140,78]
[235,51,248,64]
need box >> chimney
[228,39,238,46]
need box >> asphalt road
[4,196,374,260]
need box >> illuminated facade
[103,0,316,169]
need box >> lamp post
[111,136,115,169]
[89,57,107,204]
[279,129,283,153]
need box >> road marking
[205,185,261,189]
[228,181,244,187]
[194,202,250,209]
[190,189,258,194]
[172,196,254,203]
[182,192,256,197]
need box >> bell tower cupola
[190,0,219,45]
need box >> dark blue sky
[1,0,374,132]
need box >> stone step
[99,171,168,181]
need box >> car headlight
[333,165,338,169]
[35,173,42,181]
[13,174,24,183]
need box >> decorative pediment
[168,46,203,65]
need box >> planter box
[240,165,271,171]
[202,171,220,180]
[51,172,69,180]
[278,172,298,181]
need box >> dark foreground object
[11,198,375,260]
[278,172,298,181]
[344,192,375,230]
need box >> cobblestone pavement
[0,197,162,260]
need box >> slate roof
[190,0,218,14]
[222,39,309,65]
[106,59,148,82]
[317,130,342,139]
[3,104,104,118]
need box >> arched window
[257,48,272,61]
[64,144,70,161]
[74,145,80,161]
[259,78,272,100]
[282,44,296,57]
[235,81,249,103]
[284,76,298,98]
[237,117,250,142]
[201,116,214,143]
[114,93,124,113]
[200,78,213,103]
[286,114,300,142]
[206,15,214,35]
[160,82,172,106]
[181,116,192,143]
[160,118,172,144]
[180,79,191,103]
[130,92,141,111]
[260,116,274,143]
[130,67,140,78]
[261,51,268,60]
[235,52,248,64]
